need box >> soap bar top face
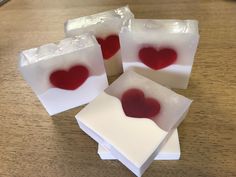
[125,19,199,34]
[105,71,192,131]
[76,71,192,176]
[20,34,97,66]
[19,33,108,115]
[65,6,134,36]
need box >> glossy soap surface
[119,19,199,89]
[121,88,161,118]
[138,47,177,70]
[65,6,134,76]
[19,34,108,115]
[49,65,89,90]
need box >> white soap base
[98,129,180,160]
[76,71,192,177]
[123,63,192,89]
[38,74,108,115]
[76,92,168,177]
[76,92,190,177]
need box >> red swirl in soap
[96,34,120,60]
[49,65,89,90]
[138,47,177,70]
[121,88,161,119]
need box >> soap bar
[65,6,134,76]
[98,129,180,160]
[119,19,199,89]
[76,71,192,176]
[19,34,108,115]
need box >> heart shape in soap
[49,65,89,90]
[121,88,161,118]
[138,47,177,70]
[96,34,120,60]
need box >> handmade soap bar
[98,129,180,160]
[65,6,134,76]
[19,34,108,115]
[119,19,199,89]
[76,71,192,176]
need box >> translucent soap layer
[19,34,108,115]
[20,34,97,66]
[119,19,199,89]
[65,6,134,76]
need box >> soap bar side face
[65,6,134,76]
[119,19,199,89]
[20,41,105,94]
[97,129,181,160]
[19,34,108,115]
[120,19,199,66]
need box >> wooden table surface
[0,0,235,177]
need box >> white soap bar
[19,34,108,115]
[76,71,192,176]
[98,129,180,160]
[65,6,134,76]
[119,19,199,89]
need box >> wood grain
[0,0,235,177]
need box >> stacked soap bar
[119,19,199,89]
[65,6,134,76]
[19,5,199,177]
[98,129,180,160]
[19,34,108,115]
[76,71,192,176]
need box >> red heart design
[49,65,89,90]
[138,47,177,70]
[96,34,120,60]
[121,88,161,119]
